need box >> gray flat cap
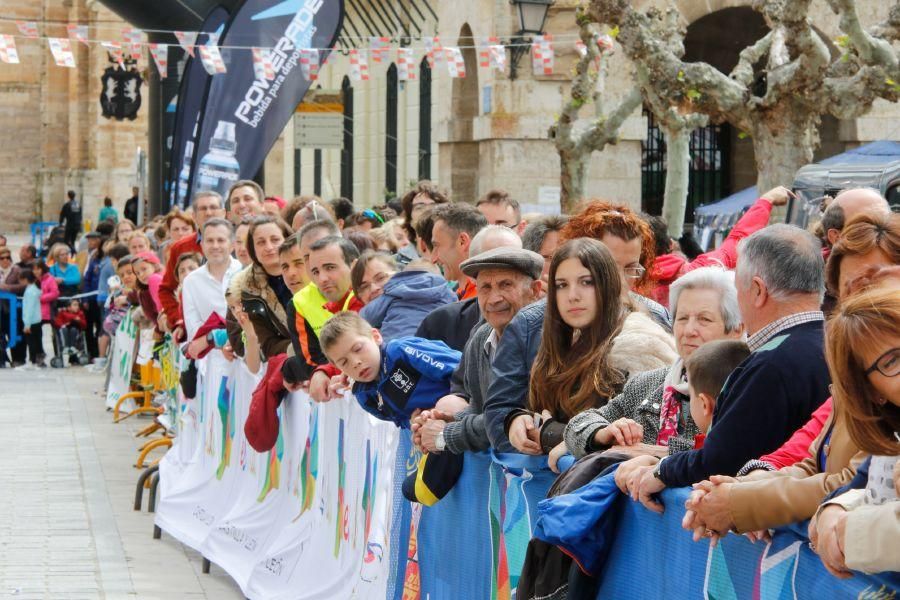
[460,246,544,280]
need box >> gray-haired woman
[557,266,745,469]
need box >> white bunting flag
[532,34,554,76]
[445,46,466,79]
[198,43,226,75]
[48,37,76,68]
[0,35,20,64]
[597,34,615,53]
[101,41,125,67]
[252,47,275,80]
[349,48,369,82]
[425,36,443,69]
[300,48,319,81]
[174,31,198,57]
[149,43,168,78]
[122,28,143,61]
[478,37,506,72]
[370,36,390,63]
[67,24,89,46]
[575,40,587,58]
[479,37,499,68]
[397,47,417,81]
[15,21,38,38]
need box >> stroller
[50,298,92,368]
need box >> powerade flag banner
[187,0,344,199]
[167,6,230,209]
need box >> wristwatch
[434,429,446,452]
[652,457,666,481]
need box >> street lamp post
[508,0,555,80]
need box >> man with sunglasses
[476,189,526,236]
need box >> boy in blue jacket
[319,311,461,428]
[320,311,464,505]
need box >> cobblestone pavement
[0,365,244,599]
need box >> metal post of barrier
[148,471,160,513]
[201,558,211,574]
[134,464,159,510]
[0,291,22,352]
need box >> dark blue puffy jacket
[352,337,461,428]
[360,270,457,341]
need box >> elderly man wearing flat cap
[412,246,544,455]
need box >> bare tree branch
[730,32,772,88]
[828,0,899,71]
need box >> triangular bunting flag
[300,48,319,82]
[66,24,89,46]
[101,41,125,67]
[15,21,38,38]
[48,37,76,68]
[532,34,554,76]
[370,36,390,63]
[397,47,417,81]
[0,35,20,64]
[445,46,466,78]
[252,47,275,80]
[122,27,143,61]
[149,43,168,78]
[198,43,226,75]
[425,37,443,69]
[349,48,369,82]
[174,31,198,57]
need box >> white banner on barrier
[156,355,398,599]
[106,309,138,411]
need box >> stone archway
[445,24,480,203]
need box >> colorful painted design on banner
[334,418,347,557]
[257,406,284,502]
[360,439,382,580]
[293,406,319,520]
[401,503,422,600]
[216,373,235,479]
[489,467,511,600]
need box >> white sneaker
[92,357,108,367]
[15,364,37,371]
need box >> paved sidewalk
[0,366,244,599]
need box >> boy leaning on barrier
[319,311,464,505]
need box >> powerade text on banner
[187,0,344,199]
[167,6,230,209]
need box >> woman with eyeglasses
[807,277,900,578]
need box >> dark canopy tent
[694,140,900,246]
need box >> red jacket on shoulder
[159,233,203,332]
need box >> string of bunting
[0,21,617,81]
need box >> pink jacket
[39,273,60,321]
[651,198,774,306]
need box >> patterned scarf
[656,358,690,446]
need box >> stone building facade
[2,0,898,232]
[265,0,900,217]
[0,0,147,233]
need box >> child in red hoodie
[53,298,87,363]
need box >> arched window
[340,76,354,201]
[418,57,432,180]
[385,64,398,196]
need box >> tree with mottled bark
[551,9,642,213]
[589,0,900,200]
